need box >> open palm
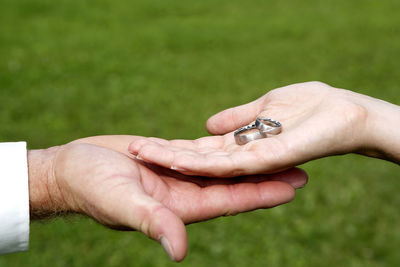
[129,82,371,177]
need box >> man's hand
[27,135,308,262]
[128,82,400,177]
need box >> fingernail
[136,155,143,160]
[171,166,187,172]
[159,236,175,262]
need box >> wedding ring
[234,123,267,145]
[255,117,282,135]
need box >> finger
[85,176,189,261]
[129,137,170,156]
[206,98,264,135]
[247,167,308,189]
[73,135,154,157]
[193,167,308,189]
[130,195,188,262]
[136,134,300,177]
[129,139,200,158]
[129,135,228,159]
[175,180,296,223]
[137,141,238,176]
[131,136,228,168]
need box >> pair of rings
[234,117,282,145]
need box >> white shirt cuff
[0,142,29,254]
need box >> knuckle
[140,205,166,239]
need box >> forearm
[28,146,70,219]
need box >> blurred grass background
[1,0,400,266]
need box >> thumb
[130,195,188,262]
[206,98,264,135]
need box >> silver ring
[255,117,282,135]
[234,124,267,145]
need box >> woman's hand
[129,82,400,177]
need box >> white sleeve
[0,142,29,255]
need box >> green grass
[1,0,400,266]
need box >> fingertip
[206,108,238,135]
[277,181,296,204]
[283,168,309,189]
[156,212,188,262]
[128,139,149,155]
[206,113,222,135]
[166,229,188,262]
[129,138,170,156]
[292,167,309,189]
[137,203,188,262]
[263,168,309,190]
[127,142,137,155]
[258,181,296,207]
[206,98,265,135]
[159,229,188,262]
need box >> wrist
[358,95,400,163]
[28,146,70,219]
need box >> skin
[129,81,400,177]
[28,135,308,262]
